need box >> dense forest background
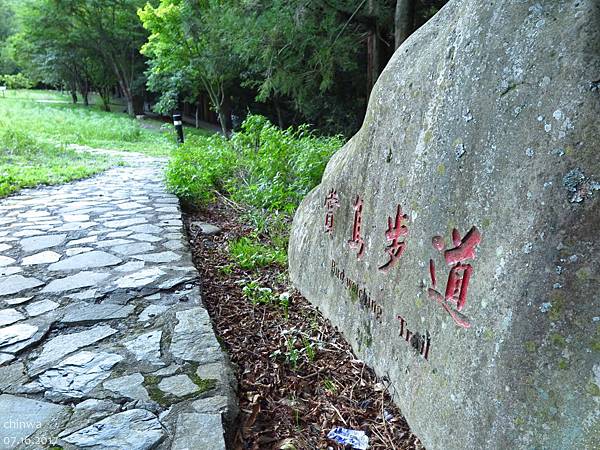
[0,0,448,136]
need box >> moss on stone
[424,130,433,144]
[550,333,566,348]
[143,368,216,407]
[525,341,537,353]
[557,359,569,370]
[513,416,525,426]
[437,164,446,175]
[585,381,600,397]
[548,293,565,321]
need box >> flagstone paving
[0,153,236,450]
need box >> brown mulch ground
[183,199,423,450]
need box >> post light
[173,113,184,144]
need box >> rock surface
[61,409,165,450]
[288,2,600,449]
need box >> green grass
[0,89,215,197]
[0,90,178,157]
[0,127,113,197]
[229,236,288,270]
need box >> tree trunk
[366,0,380,100]
[70,90,78,104]
[195,102,200,129]
[274,97,284,129]
[395,0,416,49]
[81,90,89,107]
[99,87,111,112]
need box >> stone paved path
[0,152,236,450]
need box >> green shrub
[166,114,343,213]
[166,134,238,203]
[0,73,35,89]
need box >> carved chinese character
[348,195,365,258]
[323,189,340,235]
[428,226,482,329]
[378,204,409,272]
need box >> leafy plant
[229,236,287,270]
[242,280,275,305]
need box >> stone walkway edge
[0,150,238,450]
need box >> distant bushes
[166,114,343,213]
[0,73,34,89]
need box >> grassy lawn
[0,89,214,198]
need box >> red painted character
[428,226,482,329]
[348,195,365,258]
[324,189,340,235]
[379,204,409,272]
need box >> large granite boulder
[289,1,599,449]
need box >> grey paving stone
[65,247,93,256]
[124,330,163,366]
[94,239,134,248]
[127,224,163,234]
[192,395,230,415]
[130,233,162,243]
[0,308,25,326]
[0,323,38,347]
[0,255,16,267]
[111,242,154,256]
[38,351,123,402]
[0,394,66,447]
[115,267,165,288]
[67,235,98,246]
[25,299,59,317]
[134,251,181,263]
[48,251,122,271]
[114,260,145,272]
[0,275,44,296]
[0,243,12,252]
[60,409,165,450]
[0,362,27,391]
[0,352,15,366]
[14,229,45,237]
[31,325,117,372]
[20,233,67,252]
[42,271,110,293]
[105,230,133,238]
[0,267,22,277]
[61,302,134,324]
[138,304,169,322]
[63,214,90,222]
[53,221,97,232]
[103,373,150,401]
[157,375,200,397]
[4,296,32,305]
[104,217,148,229]
[171,413,226,450]
[58,399,120,438]
[163,240,184,251]
[22,250,61,265]
[170,308,222,364]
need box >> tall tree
[57,0,149,115]
[139,0,240,135]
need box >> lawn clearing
[0,127,112,198]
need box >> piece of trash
[327,427,369,450]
